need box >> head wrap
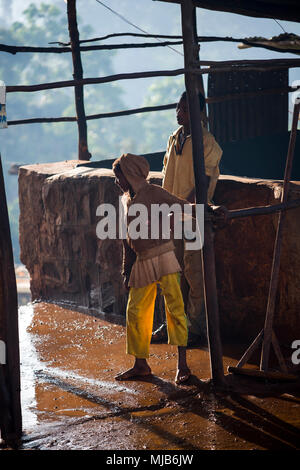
[113,153,149,193]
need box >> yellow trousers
[126,273,188,358]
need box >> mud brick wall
[19,160,300,343]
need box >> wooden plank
[0,156,22,444]
[260,102,300,371]
[181,0,225,388]
[236,330,263,368]
[228,366,298,382]
[67,0,90,161]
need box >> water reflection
[18,301,137,431]
[19,304,39,428]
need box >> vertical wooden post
[260,101,300,371]
[180,0,225,387]
[0,155,22,445]
[67,0,91,161]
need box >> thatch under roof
[238,33,300,55]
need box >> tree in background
[138,76,185,154]
[0,2,141,262]
[0,2,184,263]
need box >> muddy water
[18,302,300,450]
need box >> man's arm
[162,135,172,177]
[122,239,136,290]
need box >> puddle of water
[19,304,40,429]
[18,301,140,432]
[17,301,300,450]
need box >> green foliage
[139,76,184,153]
[0,2,132,262]
[0,2,184,263]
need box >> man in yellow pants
[126,273,188,360]
[112,153,192,384]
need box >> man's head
[113,162,130,193]
[176,91,205,127]
[112,153,150,195]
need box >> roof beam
[154,0,300,23]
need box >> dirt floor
[3,301,300,452]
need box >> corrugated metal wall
[207,68,288,144]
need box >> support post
[260,101,300,371]
[0,155,22,446]
[67,0,91,160]
[180,0,225,387]
[229,101,300,380]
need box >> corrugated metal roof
[207,68,288,144]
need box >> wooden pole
[6,64,300,94]
[6,85,300,127]
[227,198,300,220]
[67,0,91,161]
[0,155,22,446]
[181,0,225,387]
[260,101,300,371]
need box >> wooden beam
[227,198,300,220]
[228,366,298,382]
[181,0,225,388]
[260,101,300,371]
[54,33,300,55]
[154,0,300,23]
[0,40,184,55]
[236,330,264,368]
[197,58,300,67]
[6,69,191,93]
[1,35,298,56]
[67,0,90,161]
[7,85,300,126]
[7,103,178,126]
[0,155,22,446]
[6,59,300,94]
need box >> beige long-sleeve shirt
[162,125,222,203]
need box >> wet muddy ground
[11,302,300,450]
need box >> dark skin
[113,165,190,384]
[114,166,132,291]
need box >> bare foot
[115,365,152,381]
[175,367,191,385]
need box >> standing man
[152,90,223,346]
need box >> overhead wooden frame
[154,0,300,23]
